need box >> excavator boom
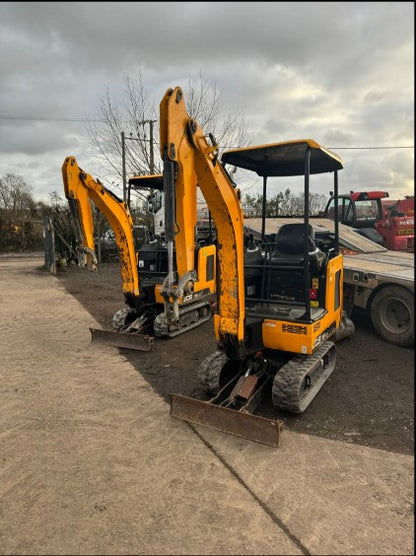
[160,87,246,354]
[160,87,286,445]
[62,156,155,351]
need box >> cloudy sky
[0,2,414,203]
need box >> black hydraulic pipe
[334,171,339,254]
[163,158,175,243]
[303,148,311,322]
[163,158,176,284]
[261,175,267,240]
[260,173,268,299]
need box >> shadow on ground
[54,262,414,455]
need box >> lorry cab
[323,191,389,244]
[323,191,389,229]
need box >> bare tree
[288,192,328,216]
[83,68,249,195]
[0,173,35,212]
[0,173,40,251]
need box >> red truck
[376,196,414,252]
[323,191,414,252]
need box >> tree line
[0,173,45,252]
[0,170,328,255]
[0,172,152,257]
[243,188,327,217]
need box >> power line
[328,146,414,150]
[0,115,106,123]
[0,114,414,150]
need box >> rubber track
[272,340,336,414]
[197,350,228,394]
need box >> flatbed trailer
[244,217,414,347]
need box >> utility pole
[121,119,157,201]
[148,119,156,174]
[121,131,127,202]
[139,119,157,174]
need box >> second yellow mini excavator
[61,157,217,350]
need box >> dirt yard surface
[57,261,414,456]
[1,253,414,556]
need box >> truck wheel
[370,286,414,347]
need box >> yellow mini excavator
[61,156,216,350]
[160,86,354,446]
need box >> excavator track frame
[154,299,213,338]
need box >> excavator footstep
[170,394,283,447]
[90,327,154,351]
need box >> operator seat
[272,223,325,273]
[263,223,325,304]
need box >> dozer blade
[170,394,283,447]
[90,327,154,351]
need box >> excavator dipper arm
[62,157,97,271]
[62,156,140,302]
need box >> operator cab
[221,139,343,330]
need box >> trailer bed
[343,251,414,289]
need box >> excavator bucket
[170,394,283,447]
[90,327,154,351]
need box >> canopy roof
[128,174,164,191]
[221,139,343,177]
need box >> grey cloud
[0,1,413,201]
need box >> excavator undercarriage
[154,297,214,338]
[171,339,336,447]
